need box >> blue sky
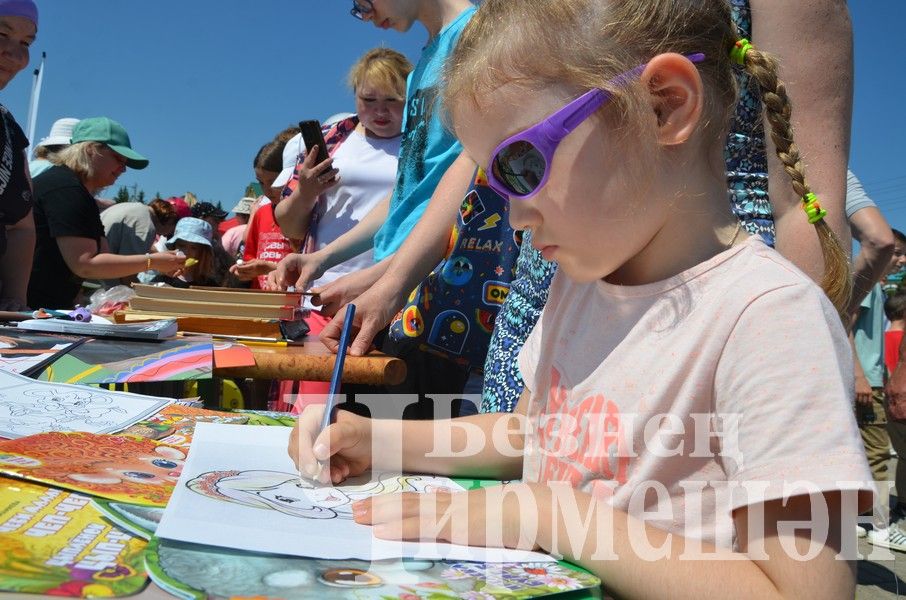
[2,1,426,207]
[2,2,902,232]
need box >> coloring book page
[0,369,172,439]
[156,423,553,563]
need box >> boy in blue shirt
[274,0,479,412]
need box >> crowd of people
[0,0,903,596]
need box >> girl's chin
[367,124,399,137]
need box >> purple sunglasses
[486,53,706,200]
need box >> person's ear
[640,53,704,146]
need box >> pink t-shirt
[518,237,872,549]
[221,224,247,258]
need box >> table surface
[213,336,406,386]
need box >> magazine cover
[0,432,184,507]
[0,477,148,597]
[145,536,601,600]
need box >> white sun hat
[36,117,80,148]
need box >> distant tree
[114,186,130,203]
[114,184,147,203]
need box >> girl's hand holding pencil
[288,403,373,485]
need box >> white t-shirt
[518,236,873,550]
[307,130,400,308]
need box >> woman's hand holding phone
[291,149,339,204]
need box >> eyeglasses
[486,53,706,200]
[350,0,373,20]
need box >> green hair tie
[802,193,827,225]
[731,38,754,66]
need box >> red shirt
[218,216,239,235]
[886,330,904,375]
[243,202,295,289]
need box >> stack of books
[117,285,307,339]
[127,285,303,320]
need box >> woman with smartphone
[273,47,411,260]
[265,47,412,408]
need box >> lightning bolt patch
[478,214,501,231]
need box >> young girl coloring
[290,0,873,596]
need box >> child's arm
[358,483,854,600]
[847,203,894,316]
[288,391,530,484]
[272,193,392,291]
[319,152,476,357]
[0,209,34,309]
[537,488,854,600]
[272,148,338,241]
[754,0,853,285]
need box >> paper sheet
[0,369,171,438]
[156,423,553,562]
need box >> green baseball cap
[70,117,149,170]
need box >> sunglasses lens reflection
[492,140,547,197]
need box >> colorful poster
[0,369,172,439]
[0,477,148,597]
[38,337,213,384]
[0,432,185,507]
[145,537,600,600]
[157,424,552,562]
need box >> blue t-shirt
[855,284,886,388]
[372,6,477,262]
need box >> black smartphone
[299,120,330,165]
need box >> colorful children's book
[120,404,248,449]
[144,536,601,600]
[0,432,185,507]
[0,369,172,439]
[0,477,148,597]
[156,424,552,562]
[37,336,213,384]
[0,326,89,378]
[234,408,297,427]
[91,498,164,541]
